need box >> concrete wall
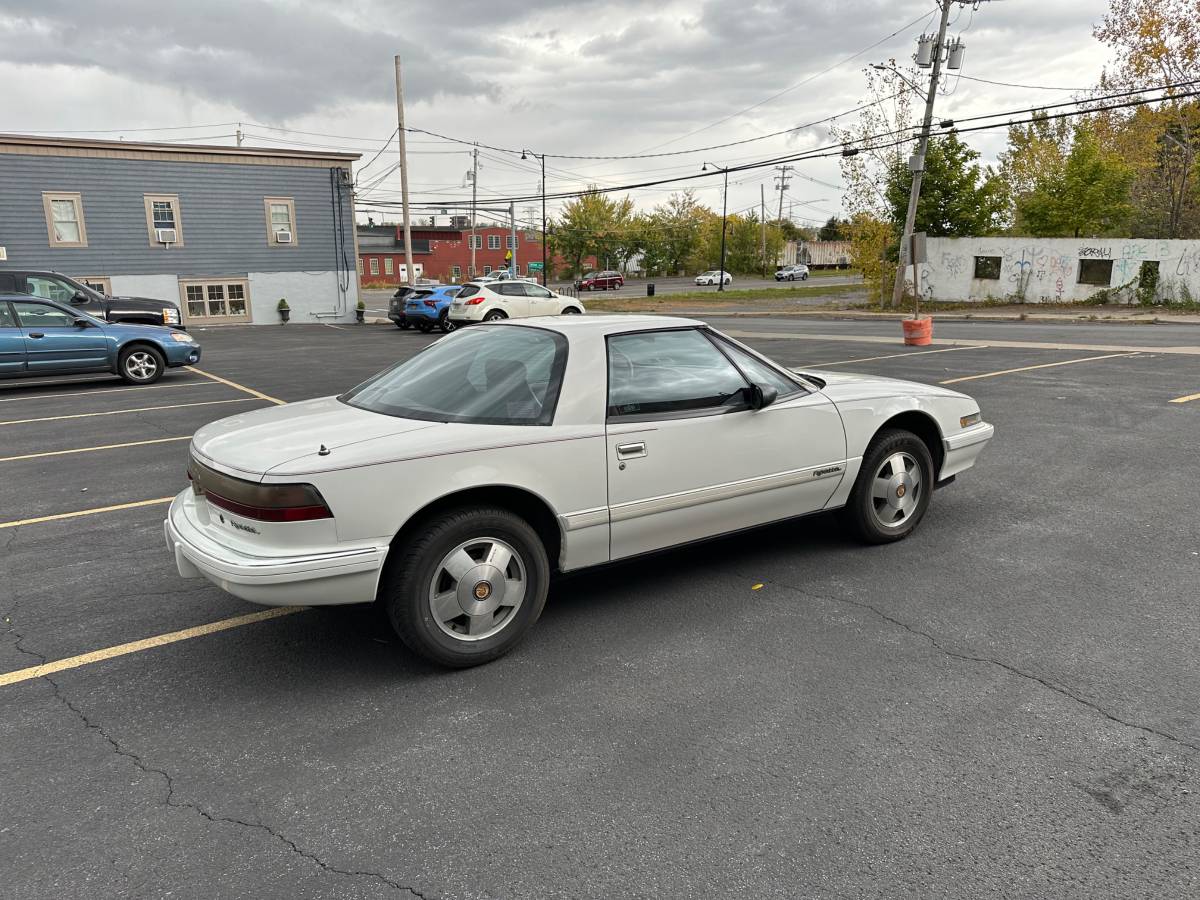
[917,237,1200,303]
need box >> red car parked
[574,270,624,291]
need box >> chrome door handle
[28,333,45,339]
[615,442,646,459]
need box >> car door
[0,300,27,376]
[604,327,846,560]
[12,299,109,372]
[494,282,532,317]
[522,283,561,316]
[23,274,101,317]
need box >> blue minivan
[0,295,201,384]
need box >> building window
[144,194,183,247]
[42,192,88,248]
[78,276,112,295]
[452,265,462,279]
[180,279,250,322]
[384,257,394,275]
[357,258,364,274]
[973,256,1001,280]
[467,265,476,277]
[264,197,297,246]
[488,235,501,250]
[1077,259,1113,286]
[506,235,517,250]
[483,265,492,275]
[469,235,482,250]
[369,258,380,276]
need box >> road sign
[527,261,544,271]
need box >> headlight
[169,332,195,343]
[960,411,982,428]
[162,308,180,323]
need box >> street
[2,315,1198,898]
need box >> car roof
[504,313,701,338]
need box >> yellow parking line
[809,346,988,367]
[940,353,1138,385]
[0,497,174,529]
[0,380,216,403]
[188,366,286,405]
[0,436,191,463]
[0,607,306,688]
[1169,391,1200,404]
[0,397,255,427]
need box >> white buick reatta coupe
[166,316,994,667]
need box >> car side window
[0,303,16,328]
[25,275,75,303]
[607,329,750,420]
[12,300,77,329]
[707,335,805,399]
[525,285,553,298]
[497,283,524,296]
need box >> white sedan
[165,315,994,668]
[448,281,584,324]
[695,270,732,286]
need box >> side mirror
[746,383,778,410]
[72,290,89,304]
[72,317,91,328]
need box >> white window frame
[144,194,184,247]
[384,257,394,275]
[506,235,517,250]
[357,258,364,274]
[469,235,482,249]
[483,265,492,275]
[369,258,380,276]
[42,192,88,248]
[264,196,297,246]
[488,235,501,250]
[178,278,251,324]
[451,265,462,279]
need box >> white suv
[449,281,585,324]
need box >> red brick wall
[358,226,590,283]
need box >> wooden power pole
[393,55,416,287]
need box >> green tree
[1016,122,1134,237]
[885,133,1007,237]
[997,111,1073,231]
[552,189,634,275]
[817,216,849,241]
[641,191,710,276]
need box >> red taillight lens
[465,297,484,305]
[424,299,437,308]
[189,456,333,522]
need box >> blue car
[404,285,464,333]
[0,294,201,385]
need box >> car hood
[803,369,969,402]
[190,396,443,479]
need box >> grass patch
[587,282,863,310]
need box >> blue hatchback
[0,295,201,384]
[404,285,464,333]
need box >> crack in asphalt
[39,672,436,898]
[752,573,1200,756]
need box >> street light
[870,63,927,100]
[702,161,729,292]
[522,149,548,285]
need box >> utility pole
[509,201,518,275]
[393,55,416,287]
[760,184,767,276]
[469,145,479,278]
[891,0,953,309]
[235,123,243,147]
[774,164,792,226]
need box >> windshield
[341,325,568,426]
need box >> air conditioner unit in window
[155,228,177,244]
[275,229,293,244]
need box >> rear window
[457,285,480,299]
[341,326,568,426]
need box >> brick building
[357,223,572,284]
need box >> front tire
[561,306,581,315]
[382,507,550,668]
[118,346,165,385]
[844,428,933,544]
[439,311,456,333]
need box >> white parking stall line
[0,397,257,427]
[0,436,192,463]
[0,380,219,404]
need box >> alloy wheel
[428,537,527,641]
[870,451,923,529]
[124,351,158,381]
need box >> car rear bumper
[940,422,995,480]
[164,492,388,606]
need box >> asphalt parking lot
[2,314,1199,898]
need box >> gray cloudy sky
[0,0,1113,226]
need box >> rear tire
[439,312,456,333]
[844,428,933,544]
[118,345,165,385]
[483,310,507,322]
[382,507,550,668]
